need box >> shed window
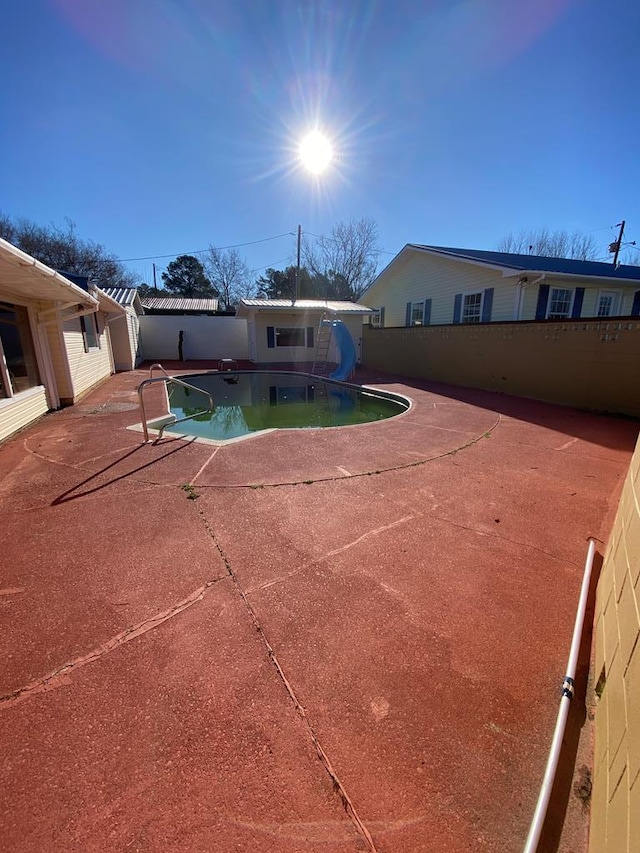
[275,327,306,347]
[80,313,100,351]
[547,288,573,320]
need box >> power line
[117,232,295,262]
[249,255,294,275]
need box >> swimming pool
[146,371,409,443]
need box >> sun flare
[299,131,333,174]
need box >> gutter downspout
[522,538,597,853]
[514,274,546,320]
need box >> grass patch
[181,483,200,500]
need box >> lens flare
[299,131,333,174]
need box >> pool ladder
[137,364,214,443]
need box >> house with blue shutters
[359,244,640,328]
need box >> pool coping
[129,369,413,447]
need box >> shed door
[248,321,257,362]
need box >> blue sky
[1,0,639,286]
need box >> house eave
[0,238,98,309]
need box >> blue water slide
[327,319,357,380]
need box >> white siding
[521,278,638,320]
[108,311,141,371]
[364,251,640,325]
[361,251,514,325]
[46,319,73,401]
[62,314,113,401]
[129,312,142,366]
[0,387,49,443]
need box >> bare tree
[303,217,379,301]
[204,246,252,310]
[497,228,600,261]
[0,212,139,287]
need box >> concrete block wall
[590,433,640,852]
[362,319,640,417]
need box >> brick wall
[590,434,640,851]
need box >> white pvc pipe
[522,538,597,853]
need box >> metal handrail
[137,375,214,443]
[149,362,170,379]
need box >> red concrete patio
[1,364,637,853]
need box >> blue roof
[412,245,640,282]
[57,270,90,290]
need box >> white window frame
[461,291,483,324]
[595,289,622,317]
[0,300,42,399]
[546,287,574,320]
[80,312,101,352]
[370,310,381,328]
[0,335,12,399]
[410,301,425,326]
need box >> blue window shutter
[423,298,432,325]
[535,284,550,320]
[453,293,462,324]
[481,288,494,322]
[632,291,640,316]
[267,326,275,348]
[307,326,314,347]
[571,287,585,318]
[405,302,412,326]
[380,307,385,328]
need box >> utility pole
[153,262,158,294]
[609,221,625,267]
[295,224,301,303]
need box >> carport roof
[141,297,220,313]
[0,238,98,308]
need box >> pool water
[151,371,409,442]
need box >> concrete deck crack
[248,515,415,594]
[423,510,587,567]
[196,506,379,853]
[0,574,228,709]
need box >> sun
[299,131,333,174]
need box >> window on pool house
[0,302,41,399]
[275,327,306,347]
[546,288,573,320]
